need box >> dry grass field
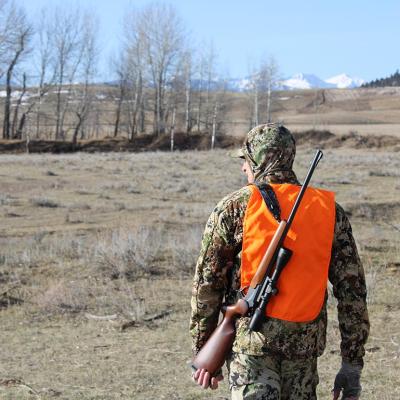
[0,140,399,399]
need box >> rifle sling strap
[255,183,281,222]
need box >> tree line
[362,70,400,88]
[0,1,279,149]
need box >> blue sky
[16,0,400,82]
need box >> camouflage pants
[228,352,319,400]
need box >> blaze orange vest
[241,183,336,322]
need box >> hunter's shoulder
[214,186,252,213]
[334,202,352,231]
[334,202,346,217]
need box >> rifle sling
[255,183,281,222]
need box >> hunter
[190,123,369,399]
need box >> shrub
[169,225,202,274]
[93,227,163,280]
[35,280,88,314]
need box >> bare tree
[170,105,176,151]
[123,17,146,139]
[1,1,32,139]
[13,73,35,139]
[204,43,217,132]
[116,10,146,139]
[0,0,14,80]
[33,8,56,139]
[259,56,280,123]
[50,6,85,139]
[111,46,145,140]
[252,80,259,126]
[182,50,193,134]
[210,78,227,149]
[71,13,99,146]
[194,52,206,132]
[11,72,26,138]
[121,4,186,137]
[167,67,185,150]
[246,56,280,126]
[112,57,127,138]
[190,43,217,134]
[210,101,218,149]
[246,62,261,127]
[135,4,185,135]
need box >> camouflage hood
[236,123,299,184]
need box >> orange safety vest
[241,183,336,322]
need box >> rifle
[192,149,324,377]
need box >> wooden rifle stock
[192,298,248,375]
[192,221,287,376]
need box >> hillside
[1,85,400,144]
[223,87,400,137]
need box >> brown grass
[0,146,399,399]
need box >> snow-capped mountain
[281,73,364,90]
[280,73,334,90]
[226,77,252,92]
[224,72,364,92]
[325,73,365,89]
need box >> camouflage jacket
[190,180,370,366]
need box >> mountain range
[1,73,365,92]
[227,73,365,91]
[281,73,364,90]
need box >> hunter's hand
[332,362,362,400]
[192,368,223,390]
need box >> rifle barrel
[284,149,323,234]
